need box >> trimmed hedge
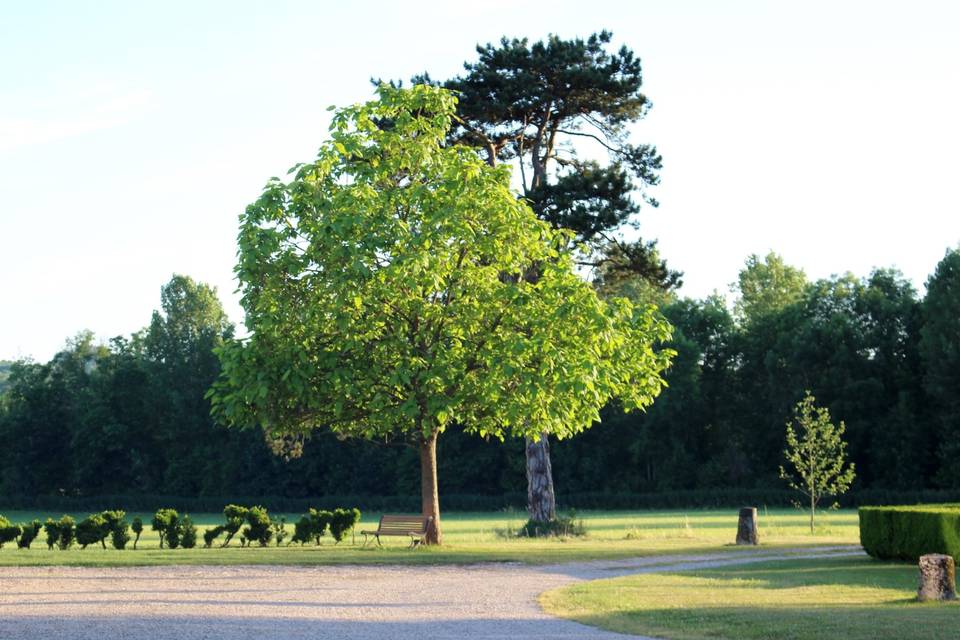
[859,504,960,562]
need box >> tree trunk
[419,432,442,545]
[526,433,557,522]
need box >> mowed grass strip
[0,509,859,566]
[541,555,959,640]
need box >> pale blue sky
[2,0,958,361]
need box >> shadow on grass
[676,555,919,593]
[573,602,960,640]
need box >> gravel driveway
[0,546,862,639]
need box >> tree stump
[917,554,957,601]
[736,507,759,545]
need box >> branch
[556,128,622,155]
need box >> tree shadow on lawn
[677,555,924,594]
[574,602,960,640]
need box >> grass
[541,555,960,640]
[0,508,859,567]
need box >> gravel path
[0,546,862,639]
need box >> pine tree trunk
[526,433,557,522]
[419,432,442,545]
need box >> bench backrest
[378,514,432,535]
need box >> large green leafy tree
[208,85,672,544]
[920,248,960,487]
[409,31,679,521]
[144,275,236,494]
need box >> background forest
[2,247,958,509]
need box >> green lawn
[0,508,858,566]
[541,555,960,640]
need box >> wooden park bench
[361,514,432,547]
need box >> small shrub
[57,515,76,550]
[101,510,129,550]
[271,516,288,546]
[0,515,22,548]
[180,515,197,549]
[131,517,143,549]
[517,511,586,538]
[291,515,312,545]
[44,518,60,550]
[76,513,108,549]
[242,506,272,547]
[111,523,131,550]
[152,508,179,549]
[309,509,332,545]
[330,508,361,544]
[203,524,226,548]
[221,504,248,547]
[167,515,182,549]
[17,520,42,549]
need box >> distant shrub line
[0,504,360,551]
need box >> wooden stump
[736,507,759,545]
[917,554,957,601]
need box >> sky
[1,0,958,362]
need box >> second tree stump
[736,507,759,545]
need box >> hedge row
[859,505,960,562]
[0,504,361,550]
[8,489,960,514]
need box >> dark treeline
[1,248,959,505]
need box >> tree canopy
[411,30,680,291]
[208,84,673,543]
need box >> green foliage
[17,520,42,549]
[56,515,75,550]
[203,525,226,548]
[43,518,60,550]
[241,506,272,547]
[110,523,131,550]
[151,508,179,549]
[780,393,856,531]
[310,509,332,545]
[859,505,960,562]
[179,515,197,549]
[0,515,21,548]
[734,252,807,324]
[289,508,354,545]
[0,360,12,397]
[76,513,107,549]
[271,516,288,546]
[291,515,313,545]
[221,504,248,547]
[329,508,361,543]
[920,248,960,487]
[131,517,143,549]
